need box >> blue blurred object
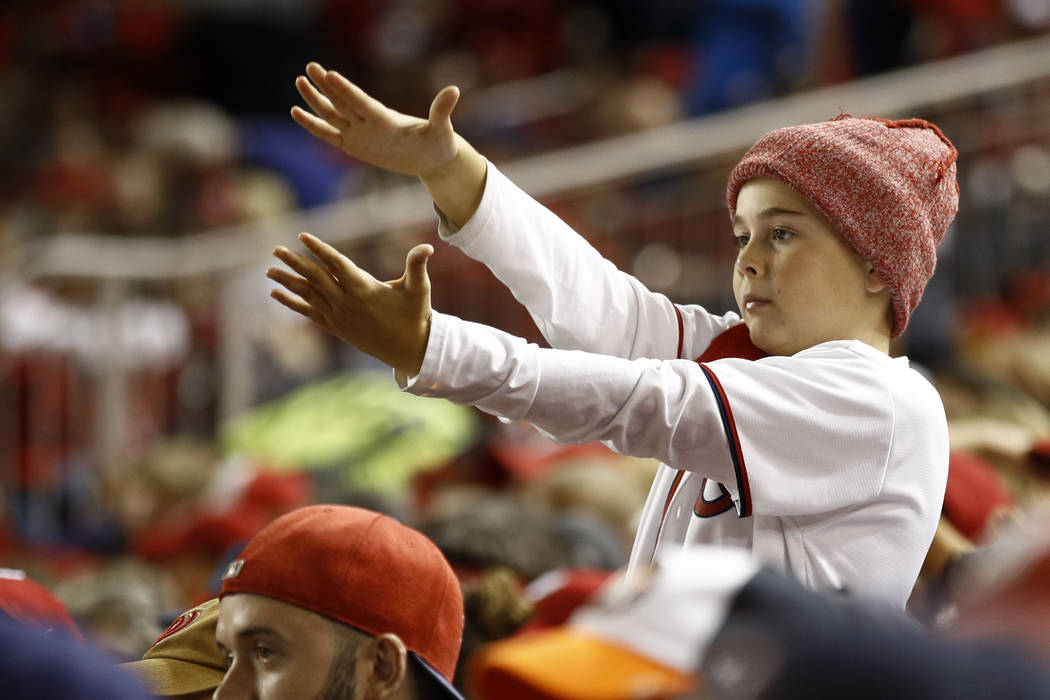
[239,118,353,207]
[684,0,811,115]
[0,615,149,699]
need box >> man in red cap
[213,505,465,700]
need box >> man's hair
[318,620,367,700]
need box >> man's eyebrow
[732,206,808,226]
[233,626,283,642]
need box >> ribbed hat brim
[120,657,227,695]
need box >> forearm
[440,163,688,359]
[419,135,487,229]
[401,312,733,477]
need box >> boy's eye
[771,227,794,241]
[734,233,750,248]
[254,645,276,663]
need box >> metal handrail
[21,33,1050,281]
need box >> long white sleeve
[401,311,926,520]
[402,312,739,483]
[437,163,740,360]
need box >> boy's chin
[747,324,802,357]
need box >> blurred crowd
[4,0,1050,698]
[2,0,1049,244]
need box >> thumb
[404,243,434,293]
[428,86,460,128]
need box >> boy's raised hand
[267,232,433,377]
[292,62,460,178]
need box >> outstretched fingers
[272,243,346,299]
[290,106,342,147]
[319,69,384,122]
[298,232,373,291]
[270,287,323,324]
[295,75,350,127]
[266,266,330,310]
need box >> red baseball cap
[0,568,82,640]
[219,505,464,685]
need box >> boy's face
[731,178,887,356]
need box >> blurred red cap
[943,450,1013,540]
[0,569,82,640]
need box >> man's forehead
[217,593,331,640]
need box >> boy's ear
[865,264,888,294]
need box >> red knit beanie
[726,115,960,338]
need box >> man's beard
[315,633,360,700]
[317,668,357,700]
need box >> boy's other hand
[267,232,433,377]
[292,61,460,178]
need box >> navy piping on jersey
[661,470,685,521]
[673,304,685,360]
[699,363,753,518]
[694,478,734,518]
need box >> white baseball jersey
[402,162,948,608]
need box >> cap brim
[410,652,467,700]
[469,628,696,700]
[120,657,227,695]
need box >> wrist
[419,134,469,181]
[419,138,486,229]
[398,313,432,378]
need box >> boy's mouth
[743,294,771,311]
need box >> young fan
[269,63,958,607]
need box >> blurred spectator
[946,495,1050,662]
[53,557,179,661]
[942,450,1014,541]
[423,492,579,581]
[456,566,534,690]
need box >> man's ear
[361,633,409,699]
[865,264,888,294]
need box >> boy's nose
[735,241,764,276]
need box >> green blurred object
[220,372,479,494]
